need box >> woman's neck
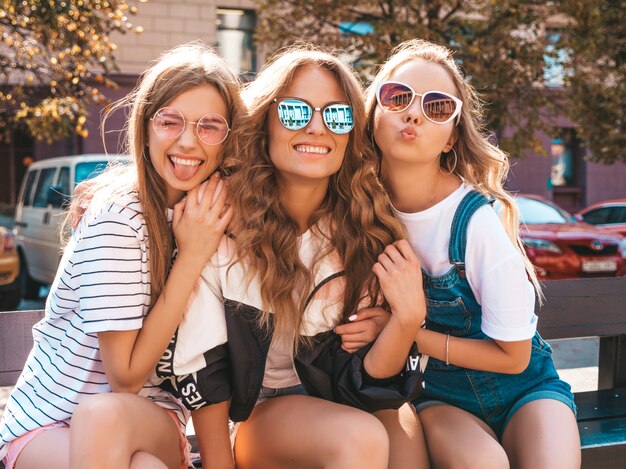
[382,159,461,213]
[279,177,329,234]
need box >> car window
[75,161,110,184]
[608,206,626,224]
[582,207,613,225]
[517,197,568,224]
[51,167,71,208]
[19,169,38,207]
[32,168,57,208]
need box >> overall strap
[448,191,492,266]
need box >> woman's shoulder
[78,191,146,239]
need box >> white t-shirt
[0,194,187,458]
[393,183,537,342]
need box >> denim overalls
[412,191,576,438]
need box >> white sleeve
[77,210,148,334]
[172,250,228,375]
[465,206,538,341]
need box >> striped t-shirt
[0,193,188,458]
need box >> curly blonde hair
[226,45,405,345]
[365,39,541,298]
[66,42,243,304]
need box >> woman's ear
[443,130,458,153]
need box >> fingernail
[348,314,358,321]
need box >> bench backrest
[1,277,625,386]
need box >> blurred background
[0,2,623,395]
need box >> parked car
[574,199,626,237]
[516,194,625,279]
[0,226,21,310]
[14,154,128,298]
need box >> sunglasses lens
[323,104,354,134]
[422,92,459,123]
[277,99,312,130]
[197,113,229,145]
[152,108,185,139]
[378,83,414,112]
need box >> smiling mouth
[169,155,204,181]
[294,145,331,155]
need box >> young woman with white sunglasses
[362,39,580,468]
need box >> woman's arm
[192,401,234,469]
[363,240,426,379]
[415,329,532,374]
[98,174,233,393]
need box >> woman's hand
[335,307,391,353]
[372,240,426,328]
[172,172,233,271]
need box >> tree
[0,0,142,144]
[559,0,625,164]
[255,0,622,163]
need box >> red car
[516,195,625,279]
[574,199,626,237]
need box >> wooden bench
[2,277,625,468]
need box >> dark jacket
[158,234,423,421]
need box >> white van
[14,154,128,298]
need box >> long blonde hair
[67,42,243,305]
[365,39,542,298]
[227,45,405,344]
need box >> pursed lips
[400,126,417,141]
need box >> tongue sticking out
[171,159,202,181]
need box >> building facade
[1,1,624,210]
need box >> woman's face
[267,64,350,187]
[373,59,458,168]
[147,84,228,207]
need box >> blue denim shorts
[413,335,577,439]
[256,384,308,404]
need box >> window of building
[544,31,570,88]
[550,128,585,211]
[216,8,256,77]
[550,137,574,187]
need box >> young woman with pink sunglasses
[0,43,238,469]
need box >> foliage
[558,0,625,164]
[0,0,141,144]
[256,0,623,164]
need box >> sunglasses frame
[273,97,354,135]
[376,81,463,125]
[150,107,230,146]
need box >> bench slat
[0,310,43,387]
[537,277,626,340]
[576,388,626,421]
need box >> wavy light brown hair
[365,39,541,297]
[226,45,405,344]
[66,42,243,305]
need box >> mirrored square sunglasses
[273,97,354,135]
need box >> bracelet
[445,334,450,365]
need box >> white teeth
[294,145,330,154]
[170,156,202,166]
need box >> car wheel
[19,251,42,300]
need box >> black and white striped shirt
[0,193,187,457]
